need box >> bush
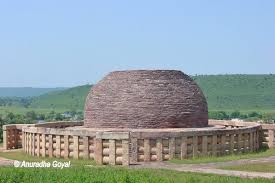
[209,111,230,120]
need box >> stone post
[64,135,69,159]
[26,132,29,153]
[95,138,103,165]
[109,139,116,165]
[41,134,46,157]
[268,130,274,148]
[253,131,257,150]
[22,132,25,152]
[130,138,138,164]
[73,136,79,159]
[3,128,7,150]
[243,133,249,152]
[83,136,89,160]
[181,136,187,159]
[221,135,226,155]
[122,139,129,166]
[237,133,242,153]
[37,134,40,157]
[212,135,217,156]
[48,135,53,157]
[230,134,235,154]
[144,139,151,162]
[255,131,259,150]
[156,138,163,161]
[249,132,254,151]
[56,135,61,158]
[202,136,208,156]
[192,136,198,157]
[169,137,175,160]
[32,133,35,156]
[13,129,17,149]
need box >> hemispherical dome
[84,70,208,128]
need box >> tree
[55,113,64,121]
[208,111,230,120]
[6,112,15,120]
[248,112,262,118]
[26,111,37,121]
[230,111,241,118]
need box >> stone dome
[84,70,208,128]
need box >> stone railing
[22,127,129,165]
[3,120,275,166]
[129,123,261,164]
[2,121,83,150]
[3,124,33,150]
[21,121,261,165]
[260,124,275,148]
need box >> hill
[0,87,66,97]
[30,85,92,111]
[193,74,275,111]
[28,74,275,112]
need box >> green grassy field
[0,166,273,183]
[170,148,275,164]
[222,163,275,173]
[30,85,91,111]
[3,149,275,166]
[1,149,275,182]
[193,74,275,111]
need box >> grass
[1,147,275,167]
[0,150,95,166]
[193,74,275,110]
[0,166,274,183]
[221,163,275,173]
[170,148,275,164]
[30,85,91,110]
[0,150,275,182]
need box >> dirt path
[0,157,13,166]
[130,156,275,179]
[0,147,15,166]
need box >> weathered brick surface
[84,70,208,128]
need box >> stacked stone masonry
[260,124,275,148]
[4,120,275,166]
[84,70,208,129]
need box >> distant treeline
[0,97,32,108]
[209,111,275,123]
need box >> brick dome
[84,70,208,128]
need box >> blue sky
[0,1,274,87]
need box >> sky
[0,0,274,87]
